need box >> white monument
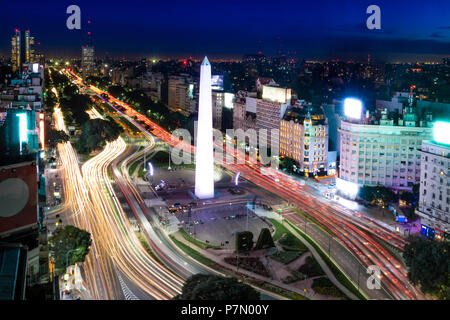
[195,57,215,199]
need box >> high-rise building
[212,91,223,130]
[168,75,197,116]
[195,57,214,199]
[81,45,95,77]
[11,29,35,72]
[280,105,328,176]
[339,108,433,191]
[416,138,450,240]
[256,85,291,147]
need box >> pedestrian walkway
[171,230,355,300]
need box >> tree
[358,186,397,206]
[48,225,92,275]
[174,274,260,300]
[403,237,449,300]
[254,228,275,250]
[75,118,122,154]
[47,128,70,148]
[279,157,294,171]
[235,231,254,253]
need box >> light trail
[65,69,428,300]
[53,98,184,299]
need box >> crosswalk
[118,274,139,300]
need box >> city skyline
[2,0,450,61]
[1,0,449,305]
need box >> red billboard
[0,161,38,235]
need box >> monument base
[188,190,221,201]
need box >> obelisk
[195,56,215,199]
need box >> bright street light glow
[336,178,359,199]
[433,121,450,145]
[147,162,154,176]
[16,113,28,151]
[344,98,362,119]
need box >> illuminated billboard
[32,63,39,73]
[224,92,235,109]
[433,121,450,145]
[16,113,28,152]
[336,178,359,199]
[262,85,291,104]
[0,161,38,235]
[211,75,224,91]
[188,84,194,99]
[344,98,362,119]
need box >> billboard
[433,121,450,145]
[211,75,224,91]
[344,98,362,119]
[0,161,38,235]
[224,92,235,109]
[262,85,291,104]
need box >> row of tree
[74,117,123,154]
[404,237,449,300]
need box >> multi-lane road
[53,86,186,299]
[65,69,428,300]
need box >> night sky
[1,0,450,61]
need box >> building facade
[11,29,35,72]
[167,75,197,116]
[280,106,328,176]
[416,140,450,240]
[339,120,433,191]
[212,91,223,130]
[81,46,95,77]
[255,85,291,147]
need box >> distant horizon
[1,49,449,65]
[2,1,450,65]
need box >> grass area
[138,165,146,178]
[269,219,308,253]
[136,232,165,267]
[259,282,309,300]
[282,270,308,284]
[298,256,325,278]
[128,160,140,176]
[170,233,309,300]
[169,235,215,267]
[286,220,367,300]
[178,229,221,249]
[269,218,291,242]
[278,233,309,253]
[292,207,334,236]
[312,277,348,298]
[269,250,301,264]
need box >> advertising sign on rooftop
[211,75,224,91]
[262,85,291,104]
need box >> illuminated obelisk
[195,56,215,199]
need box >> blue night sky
[1,0,450,61]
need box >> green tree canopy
[75,118,123,154]
[358,186,398,206]
[48,225,92,275]
[403,237,449,299]
[47,128,70,148]
[175,274,260,300]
